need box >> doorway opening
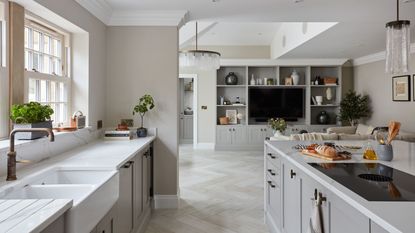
[179,74,198,146]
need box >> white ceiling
[77,0,415,59]
[188,23,281,46]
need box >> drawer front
[265,148,281,167]
[266,159,280,186]
[266,175,282,229]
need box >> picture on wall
[392,75,410,101]
[226,110,238,124]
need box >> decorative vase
[317,111,330,124]
[225,72,238,85]
[326,88,333,101]
[315,96,323,105]
[273,130,283,137]
[291,70,300,85]
[376,144,394,161]
[250,74,256,85]
[137,127,147,137]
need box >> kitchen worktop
[265,140,415,233]
[0,136,155,233]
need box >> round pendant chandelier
[179,22,221,70]
[385,0,411,74]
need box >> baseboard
[194,143,215,150]
[153,195,179,209]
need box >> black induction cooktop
[309,163,415,201]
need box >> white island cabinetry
[264,142,388,233]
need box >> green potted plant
[10,102,54,140]
[133,94,155,137]
[268,118,287,136]
[339,90,371,126]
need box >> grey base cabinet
[90,143,153,233]
[264,144,381,233]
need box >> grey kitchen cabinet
[370,221,389,233]
[327,191,369,233]
[117,160,134,233]
[265,144,371,233]
[300,174,330,233]
[132,150,143,227]
[216,126,247,145]
[282,160,301,233]
[115,144,153,233]
[216,126,233,145]
[248,126,271,145]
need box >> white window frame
[23,16,71,126]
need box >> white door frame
[179,74,198,146]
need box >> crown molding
[75,0,188,27]
[353,43,415,66]
[75,0,112,24]
[109,10,188,27]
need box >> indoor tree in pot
[10,102,54,140]
[339,90,371,126]
[133,94,155,137]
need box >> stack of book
[104,130,133,140]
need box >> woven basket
[219,117,229,125]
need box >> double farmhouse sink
[0,167,119,233]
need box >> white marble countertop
[265,140,415,233]
[0,136,155,233]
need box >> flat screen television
[249,88,304,121]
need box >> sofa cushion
[356,124,374,135]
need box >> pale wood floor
[145,145,269,233]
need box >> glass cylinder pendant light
[385,0,411,74]
[179,22,221,70]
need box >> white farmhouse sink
[0,167,119,233]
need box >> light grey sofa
[290,124,415,142]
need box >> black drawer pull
[267,181,276,188]
[267,169,276,176]
[290,169,296,179]
[267,153,276,159]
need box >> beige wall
[354,59,415,132]
[35,0,107,128]
[106,26,179,196]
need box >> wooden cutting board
[301,150,351,161]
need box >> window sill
[0,127,94,153]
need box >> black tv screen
[249,88,304,120]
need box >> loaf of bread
[315,145,337,158]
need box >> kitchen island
[264,140,415,233]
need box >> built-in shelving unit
[214,60,348,150]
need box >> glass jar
[363,141,377,160]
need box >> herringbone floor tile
[145,145,269,233]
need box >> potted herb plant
[339,90,371,126]
[133,94,155,137]
[10,102,54,140]
[268,118,287,137]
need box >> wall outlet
[201,106,207,110]
[97,120,103,129]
